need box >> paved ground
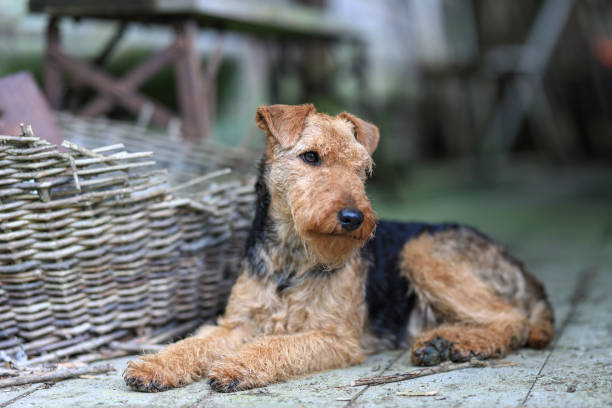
[1,163,611,407]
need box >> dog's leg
[400,231,531,366]
[124,325,249,392]
[206,330,364,392]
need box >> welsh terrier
[124,104,554,392]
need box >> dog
[123,104,554,393]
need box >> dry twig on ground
[351,359,515,387]
[0,364,115,388]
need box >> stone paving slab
[348,348,552,408]
[524,262,612,407]
[4,356,210,408]
[0,385,41,406]
[1,352,402,408]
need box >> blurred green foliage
[0,53,44,83]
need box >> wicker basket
[0,129,255,361]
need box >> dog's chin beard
[301,232,365,268]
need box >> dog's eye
[300,151,321,165]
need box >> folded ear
[338,112,380,155]
[255,104,316,149]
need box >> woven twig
[0,126,255,362]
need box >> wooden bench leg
[202,37,224,138]
[44,16,64,109]
[174,20,207,141]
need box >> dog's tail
[526,297,555,349]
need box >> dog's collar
[275,263,341,294]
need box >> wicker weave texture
[0,131,254,358]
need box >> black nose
[338,208,364,231]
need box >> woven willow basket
[0,128,255,362]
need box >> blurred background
[0,0,611,246]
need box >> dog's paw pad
[207,360,253,393]
[412,336,452,366]
[449,348,484,363]
[124,375,169,393]
[207,376,242,393]
[123,360,173,393]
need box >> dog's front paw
[207,360,256,393]
[412,336,452,366]
[411,336,487,366]
[207,376,242,393]
[124,358,179,392]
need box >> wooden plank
[163,0,354,39]
[29,0,157,13]
[29,0,356,41]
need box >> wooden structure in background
[30,0,358,141]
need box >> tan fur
[265,108,377,266]
[124,256,368,392]
[205,257,367,389]
[400,229,553,364]
[124,104,553,393]
[123,326,250,390]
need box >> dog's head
[256,104,379,266]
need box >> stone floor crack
[519,265,598,407]
[0,384,47,408]
[345,349,407,407]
